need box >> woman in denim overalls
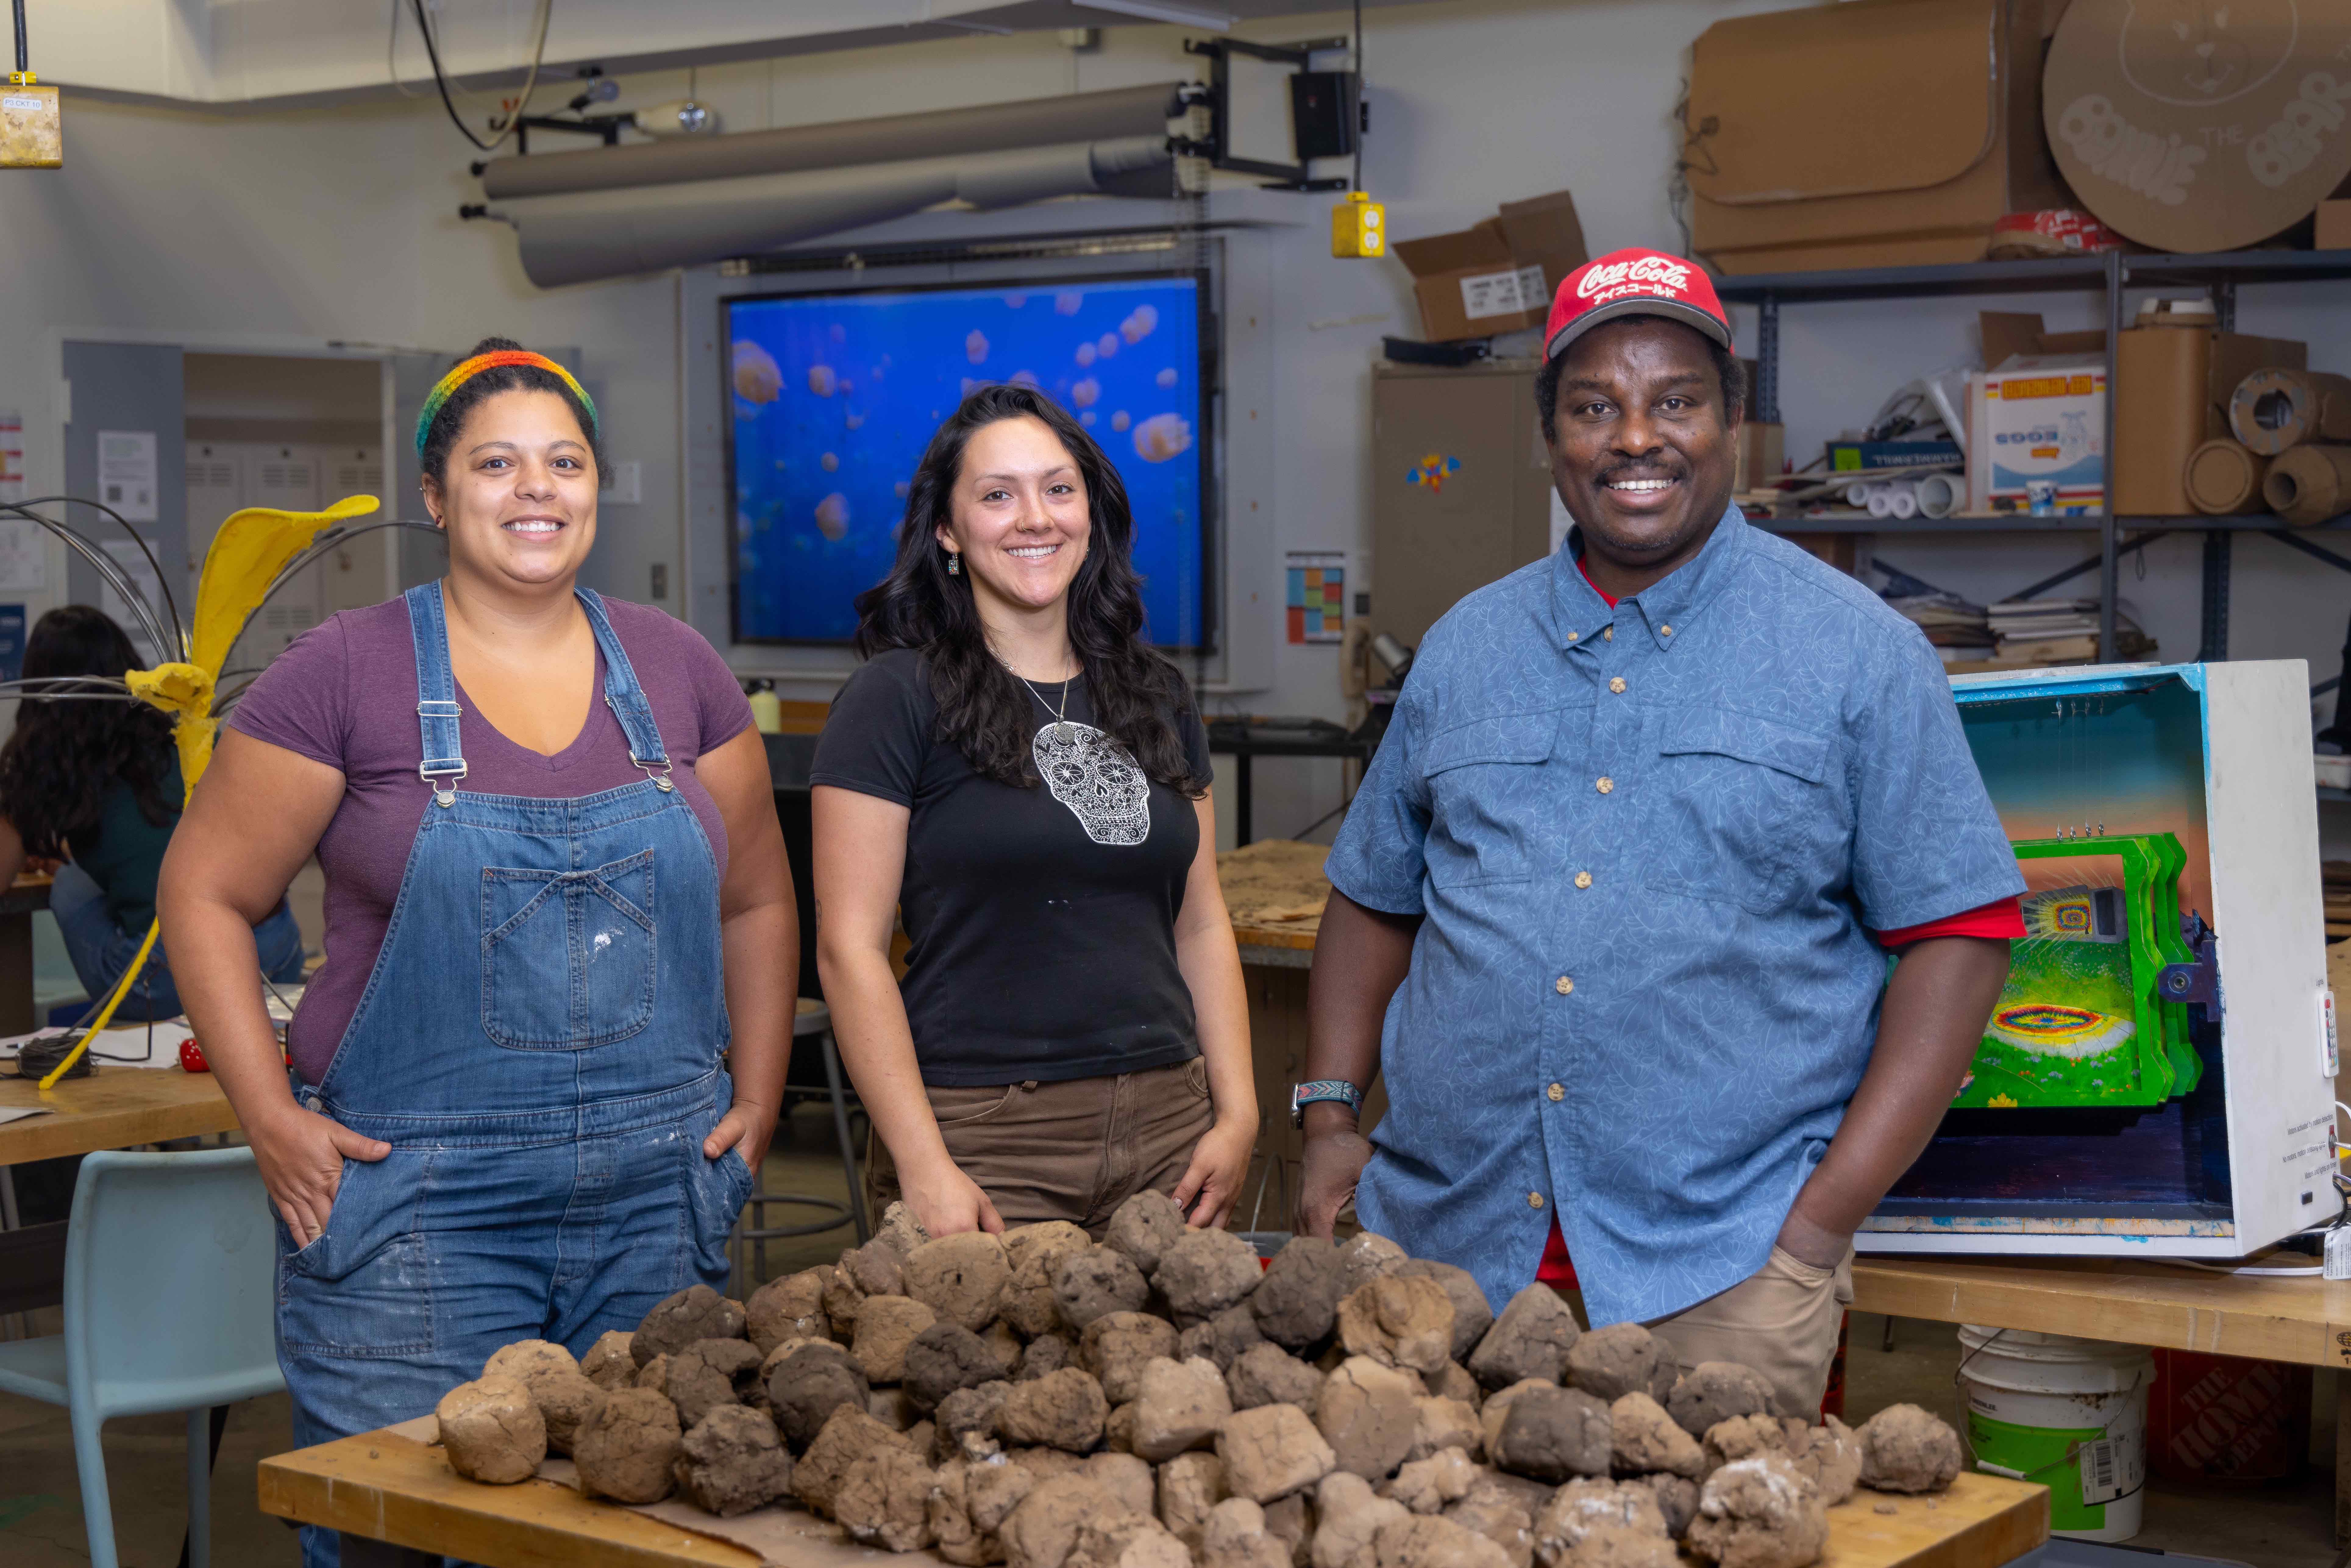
[160,341,795,1568]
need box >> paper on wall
[0,518,45,591]
[96,429,158,523]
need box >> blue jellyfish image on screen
[727,276,1207,647]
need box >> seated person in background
[0,606,306,1019]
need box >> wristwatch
[1291,1079,1364,1128]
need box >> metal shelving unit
[1716,250,2351,663]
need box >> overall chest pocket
[480,850,658,1049]
[1422,710,1565,889]
[1641,709,1835,915]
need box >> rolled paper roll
[1843,481,1873,508]
[2228,368,2351,456]
[2261,443,2351,527]
[1915,472,1962,518]
[1866,486,1895,517]
[2182,439,2269,516]
[1888,484,1920,519]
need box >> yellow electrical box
[1333,191,1384,259]
[2,73,60,170]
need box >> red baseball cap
[1545,247,1731,361]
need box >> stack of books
[1889,593,1994,664]
[1986,599,2156,665]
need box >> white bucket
[1956,1325,2153,1543]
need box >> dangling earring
[947,551,961,576]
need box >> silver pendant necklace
[1019,671,1079,745]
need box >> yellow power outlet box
[1332,191,1384,259]
[2,73,60,170]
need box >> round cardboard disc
[2043,0,2351,254]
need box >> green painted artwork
[1951,832,2204,1110]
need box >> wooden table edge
[261,1430,2044,1568]
[0,1072,240,1165]
[259,1428,764,1568]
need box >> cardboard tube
[2182,439,2269,516]
[478,83,1185,201]
[2260,444,2351,527]
[1915,472,1962,518]
[2228,368,2351,456]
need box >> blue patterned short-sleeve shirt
[1324,508,2021,1327]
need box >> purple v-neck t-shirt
[228,594,755,1086]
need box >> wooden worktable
[0,1063,235,1165]
[260,1422,2047,1568]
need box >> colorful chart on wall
[726,276,1209,648]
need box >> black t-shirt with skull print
[810,647,1214,1086]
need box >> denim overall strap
[403,582,466,808]
[576,586,673,791]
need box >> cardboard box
[1392,190,1587,343]
[1684,0,2066,276]
[1968,355,2106,512]
[2045,2,2351,255]
[1827,439,1963,472]
[2320,200,2351,253]
[2113,324,2305,515]
[1734,421,1785,493]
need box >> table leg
[2337,1372,2350,1548]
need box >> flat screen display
[726,275,1210,647]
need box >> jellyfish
[1156,367,1179,390]
[1005,293,1028,308]
[845,411,866,430]
[1010,370,1039,389]
[1132,412,1192,464]
[838,379,854,396]
[806,363,838,398]
[733,341,783,404]
[1111,410,1131,432]
[894,480,911,499]
[1075,342,1097,368]
[966,329,989,365]
[1071,378,1101,409]
[829,322,848,345]
[1054,290,1084,315]
[1121,304,1158,344]
[814,492,850,540]
[1081,411,1097,427]
[1096,333,1119,359]
[961,378,982,397]
[821,452,840,472]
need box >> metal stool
[730,998,867,1292]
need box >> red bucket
[2147,1349,2310,1486]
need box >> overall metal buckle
[419,762,467,808]
[631,754,675,793]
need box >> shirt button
[1528,1192,1545,1210]
[1661,624,1674,637]
[1609,677,1627,694]
[1603,627,1613,642]
[1547,1082,1565,1102]
[1567,631,1579,643]
[1574,871,1592,889]
[1595,776,1614,794]
[1554,975,1574,995]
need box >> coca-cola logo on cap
[1574,255,1697,303]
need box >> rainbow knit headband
[413,350,598,459]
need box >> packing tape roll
[1887,484,1919,520]
[2228,369,2351,457]
[2260,444,2351,528]
[1866,488,1895,518]
[1915,473,1962,518]
[2182,439,2269,516]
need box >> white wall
[8,0,2349,848]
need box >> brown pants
[866,1057,1218,1236]
[1649,1243,1856,1419]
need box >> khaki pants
[1649,1244,1855,1420]
[866,1057,1218,1237]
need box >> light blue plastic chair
[0,1146,284,1568]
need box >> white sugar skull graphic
[1034,721,1151,846]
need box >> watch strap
[1291,1079,1364,1127]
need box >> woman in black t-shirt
[811,384,1255,1239]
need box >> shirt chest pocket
[1422,709,1566,889]
[1641,708,1837,915]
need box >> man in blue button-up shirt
[1301,249,2019,1415]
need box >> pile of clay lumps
[432,1196,1964,1568]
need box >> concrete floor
[0,1104,2338,1566]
